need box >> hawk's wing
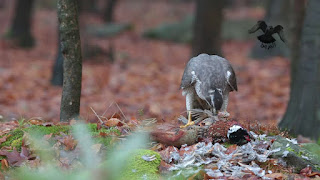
[225,64,238,92]
[248,21,267,34]
[274,25,286,43]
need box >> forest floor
[0,0,289,127]
[1,1,315,179]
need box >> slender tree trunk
[279,0,320,140]
[8,0,34,47]
[58,0,83,122]
[192,0,224,57]
[51,32,64,86]
[103,0,117,23]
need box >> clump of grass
[9,124,160,180]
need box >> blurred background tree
[51,32,64,86]
[192,0,224,57]
[78,0,97,13]
[279,0,320,140]
[7,0,35,47]
[103,0,118,23]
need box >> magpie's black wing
[248,21,267,34]
[274,25,286,43]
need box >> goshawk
[180,54,237,128]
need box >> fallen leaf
[99,131,118,137]
[28,117,44,125]
[265,173,284,180]
[0,136,7,145]
[159,160,172,172]
[307,172,320,177]
[69,119,78,126]
[59,135,77,151]
[159,146,179,163]
[104,118,123,127]
[1,159,8,170]
[91,144,102,154]
[0,148,27,166]
[43,133,53,141]
[300,166,312,176]
[225,144,237,154]
[42,122,54,127]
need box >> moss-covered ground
[121,149,161,180]
[0,123,121,151]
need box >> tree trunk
[58,0,83,122]
[51,33,64,86]
[192,0,224,57]
[289,0,306,84]
[249,0,290,59]
[279,0,320,140]
[103,0,117,23]
[8,0,34,47]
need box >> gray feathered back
[181,54,237,103]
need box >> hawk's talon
[180,121,195,128]
[180,112,195,128]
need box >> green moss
[286,147,294,152]
[25,125,70,137]
[267,132,278,136]
[87,123,120,135]
[86,123,98,133]
[121,149,161,180]
[301,143,320,162]
[75,123,120,147]
[222,142,233,148]
[11,139,22,149]
[0,123,121,151]
[0,129,24,150]
[0,125,70,151]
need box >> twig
[90,107,104,124]
[114,102,128,122]
[101,101,115,117]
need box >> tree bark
[289,0,306,84]
[103,0,117,23]
[192,0,224,57]
[279,0,320,140]
[51,32,64,86]
[58,0,83,122]
[8,0,34,47]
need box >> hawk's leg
[180,92,195,128]
[218,93,230,118]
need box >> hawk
[180,54,237,128]
[248,20,286,49]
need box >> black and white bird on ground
[248,20,286,49]
[180,54,237,128]
[227,125,251,145]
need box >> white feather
[227,125,243,138]
[227,71,231,80]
